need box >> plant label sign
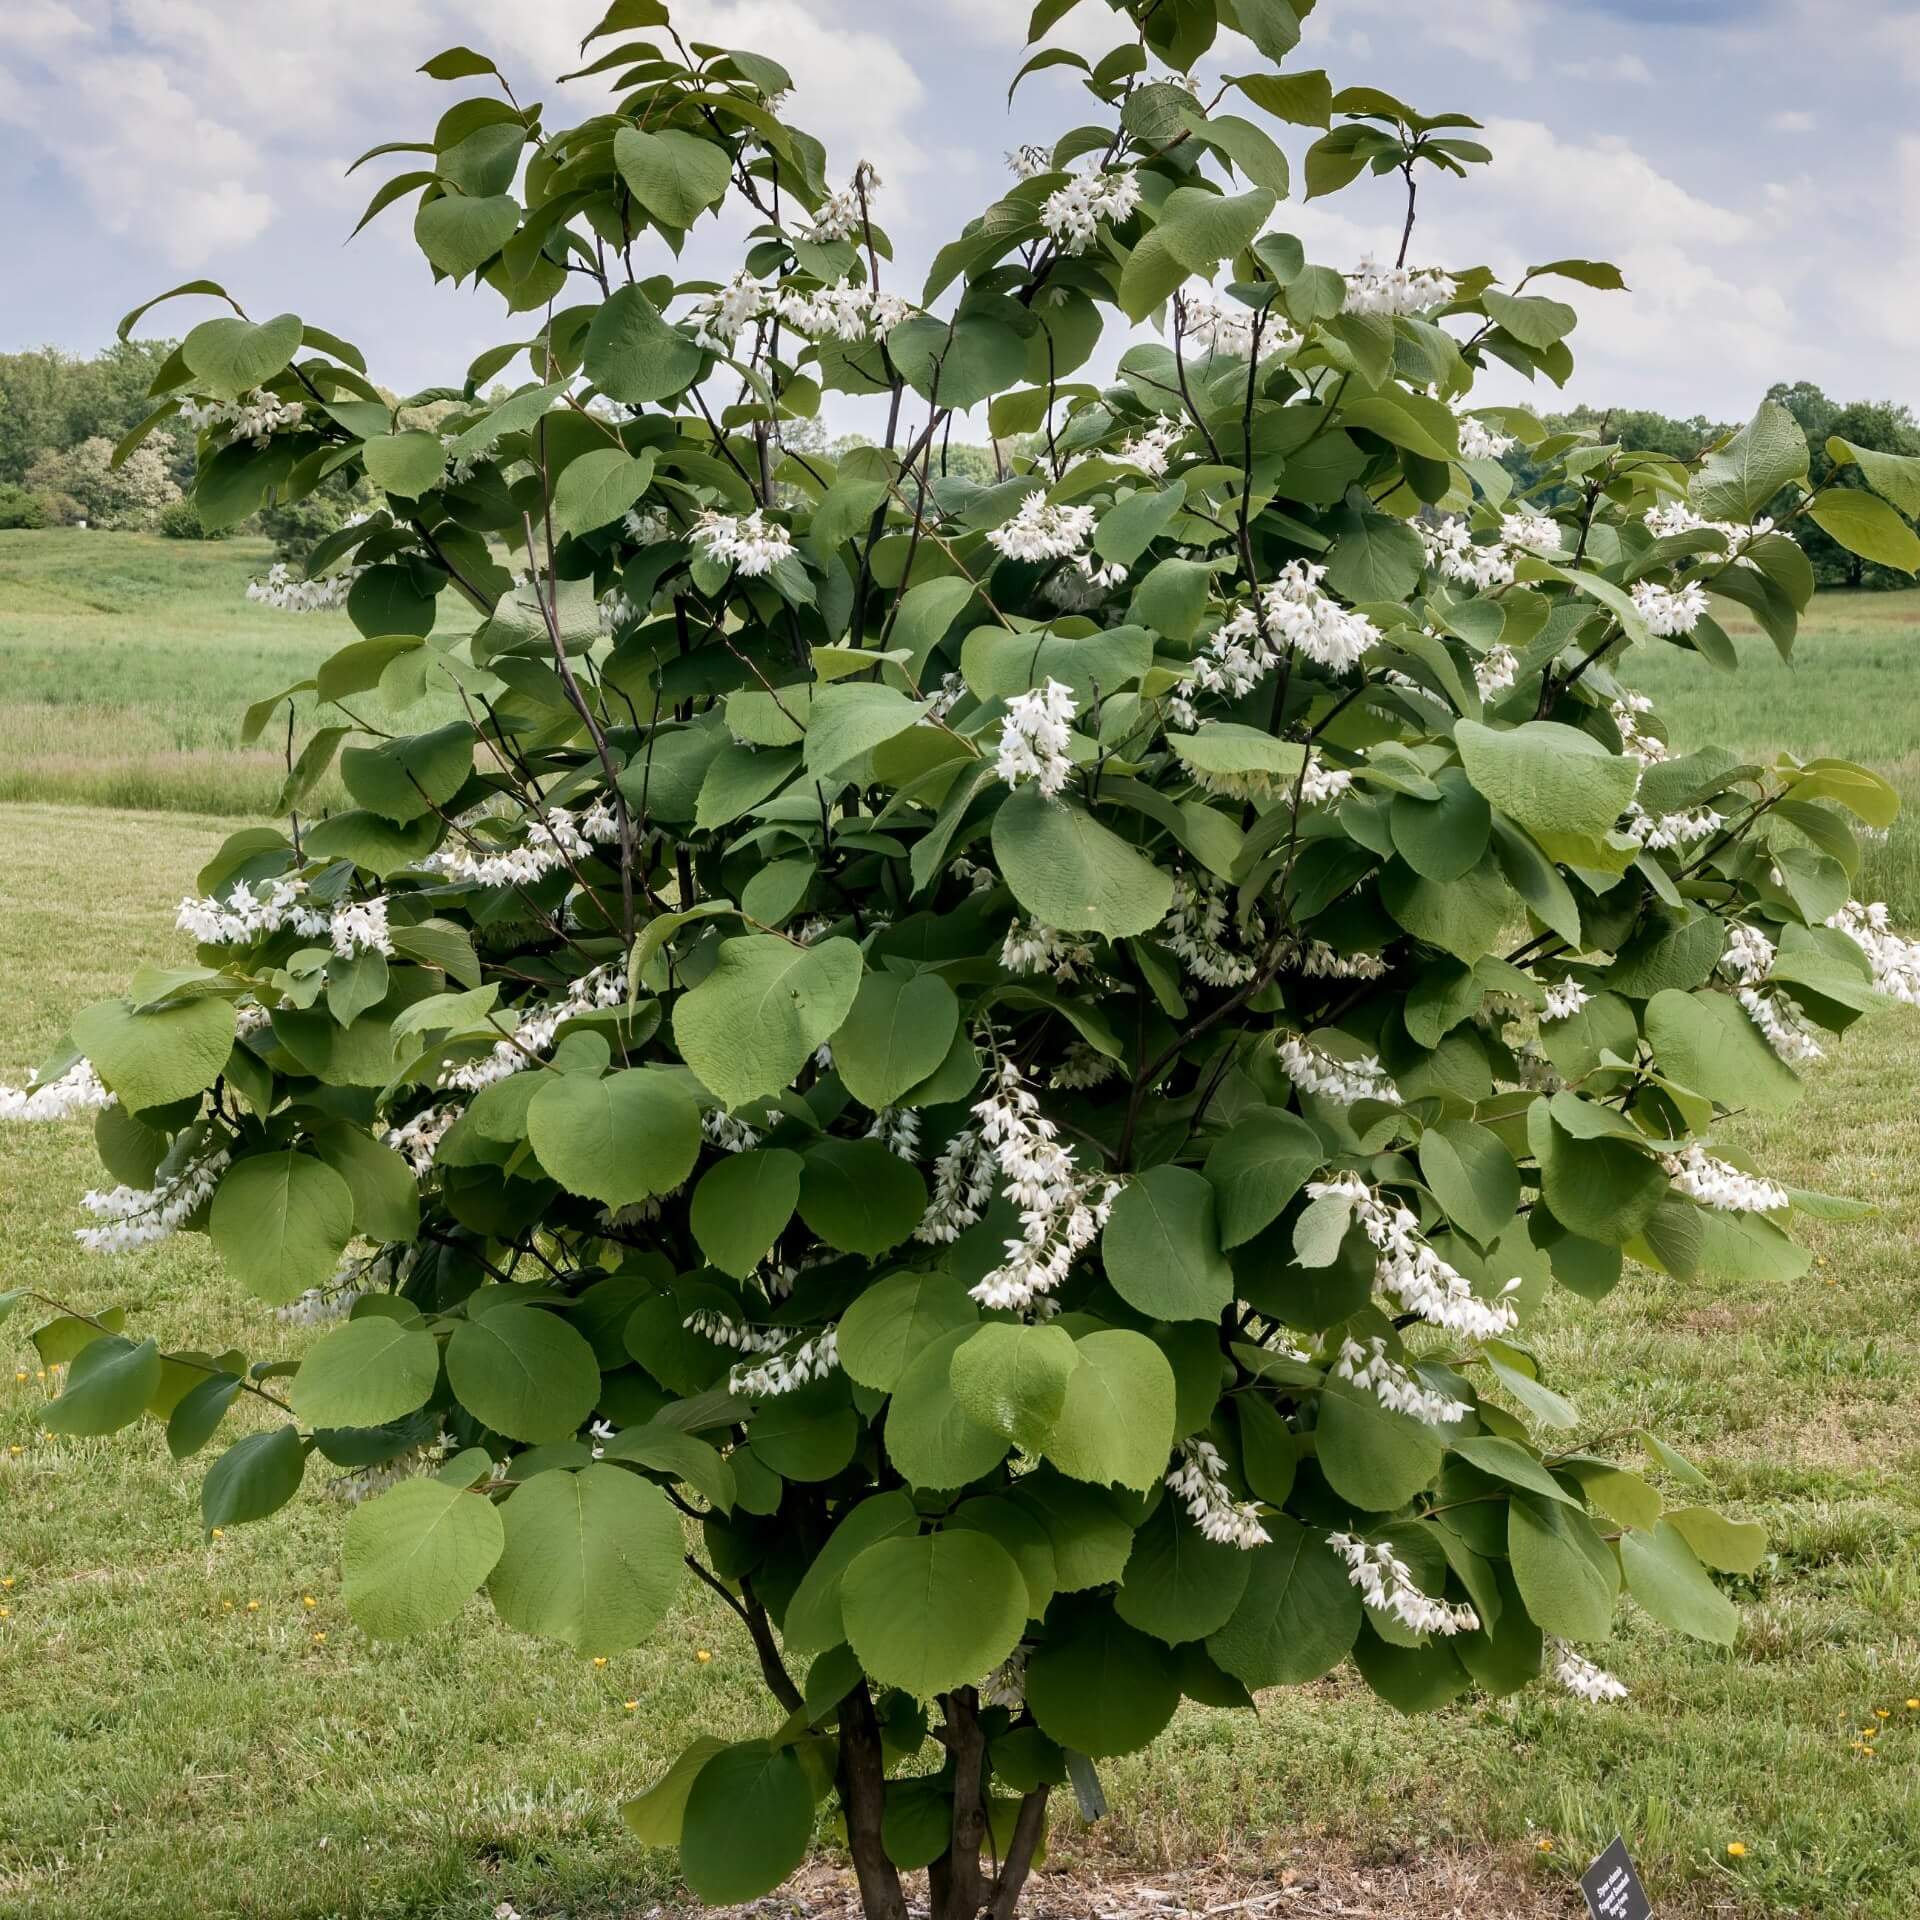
[1581,1836,1652,1920]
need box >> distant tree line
[1,344,1914,586]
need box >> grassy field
[1,545,1917,1920]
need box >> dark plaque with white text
[1580,1836,1652,1920]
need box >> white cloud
[1770,108,1815,133]
[1556,53,1653,84]
[1340,0,1541,81]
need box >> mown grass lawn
[0,547,1916,1920]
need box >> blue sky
[2,0,1916,431]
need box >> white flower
[1541,979,1590,1022]
[730,1326,840,1399]
[1344,257,1457,315]
[1473,645,1518,698]
[1298,755,1354,808]
[1611,695,1669,766]
[1553,1642,1629,1703]
[329,896,392,959]
[1622,803,1719,850]
[1328,1532,1479,1637]
[986,493,1096,563]
[1736,985,1824,1065]
[624,505,675,545]
[177,875,330,947]
[1300,941,1387,980]
[1662,1143,1788,1213]
[1173,562,1377,716]
[1116,419,1185,477]
[866,1105,922,1159]
[1276,1035,1398,1107]
[996,679,1078,797]
[1457,416,1515,461]
[915,1125,997,1243]
[1007,144,1053,179]
[1040,169,1141,254]
[245,560,364,613]
[1828,899,1920,1005]
[1500,507,1562,556]
[76,1146,231,1254]
[1333,1334,1471,1426]
[1718,921,1776,987]
[1183,297,1297,362]
[437,963,627,1093]
[691,509,795,578]
[1418,516,1516,592]
[1050,1042,1118,1090]
[1163,870,1260,988]
[0,1057,116,1123]
[796,163,879,243]
[1166,1438,1269,1550]
[1630,578,1710,637]
[181,388,305,447]
[1643,502,1798,569]
[425,803,616,891]
[386,1104,457,1175]
[980,1643,1029,1709]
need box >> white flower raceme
[180,388,305,446]
[178,876,388,956]
[995,679,1078,797]
[968,1058,1120,1312]
[329,896,393,959]
[76,1146,230,1254]
[1737,985,1824,1065]
[915,1125,997,1243]
[0,1057,115,1123]
[1457,416,1515,461]
[1345,257,1457,315]
[866,1106,922,1160]
[1622,802,1720,850]
[1276,1035,1398,1106]
[1306,1173,1520,1340]
[1007,144,1052,179]
[245,561,364,613]
[1333,1334,1471,1426]
[690,509,795,577]
[1300,941,1388,980]
[1662,1143,1789,1213]
[731,1327,840,1400]
[1553,1642,1629,1703]
[424,802,619,891]
[1718,921,1776,987]
[796,162,879,243]
[1643,502,1798,569]
[1166,1438,1269,1550]
[702,1108,762,1154]
[1116,419,1186,476]
[1828,899,1920,1005]
[1500,507,1563,556]
[438,964,628,1093]
[1630,578,1710,637]
[1000,918,1095,982]
[986,492,1096,563]
[1050,1042,1118,1089]
[1163,870,1260,988]
[1173,562,1378,715]
[687,272,913,351]
[1182,296,1297,362]
[1328,1532,1480,1637]
[1418,516,1516,592]
[624,505,675,545]
[386,1104,457,1176]
[1298,755,1354,807]
[1473,644,1519,698]
[980,1644,1029,1710]
[1541,979,1590,1022]
[1611,694,1668,766]
[1040,168,1141,254]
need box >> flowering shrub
[9,2,1920,1915]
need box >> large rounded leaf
[782,1491,919,1655]
[584,282,704,406]
[201,1426,307,1532]
[689,1147,803,1278]
[1644,987,1805,1112]
[991,785,1174,938]
[528,1069,701,1207]
[831,971,960,1110]
[1508,1493,1619,1642]
[446,1304,600,1442]
[1102,1165,1233,1321]
[949,1322,1078,1453]
[885,1326,1009,1491]
[1202,1106,1325,1250]
[209,1152,356,1305]
[838,1269,978,1392]
[71,993,235,1115]
[679,1742,814,1904]
[797,1138,926,1255]
[1043,1331,1176,1492]
[841,1529,1027,1697]
[1315,1376,1445,1512]
[45,1335,161,1436]
[1206,1518,1361,1687]
[292,1316,439,1428]
[488,1463,682,1654]
[344,1477,506,1638]
[1026,1609,1180,1756]
[1115,1496,1254,1645]
[181,311,302,395]
[1620,1518,1737,1645]
[673,935,862,1108]
[1455,719,1639,839]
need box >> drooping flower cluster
[1327,1532,1480,1637]
[1622,801,1720,850]
[702,1108,762,1154]
[1007,144,1052,179]
[687,272,912,351]
[386,1103,457,1176]
[245,561,365,612]
[1344,257,1458,315]
[1553,1642,1630,1703]
[1298,755,1354,807]
[1737,984,1826,1065]
[1829,899,1920,1004]
[1182,295,1297,362]
[1000,918,1097,982]
[1171,562,1378,720]
[1630,577,1710,637]
[986,493,1096,563]
[624,505,675,545]
[1643,501,1798,568]
[1306,1174,1520,1340]
[1300,941,1388,981]
[0,1057,115,1123]
[1050,1042,1118,1089]
[178,876,389,956]
[691,509,795,578]
[1418,516,1516,591]
[424,802,619,890]
[75,1146,231,1254]
[1500,507,1563,556]
[968,1058,1120,1312]
[1162,870,1260,988]
[1662,1144,1789,1213]
[1718,921,1776,987]
[179,389,305,446]
[796,162,880,243]
[1333,1334,1471,1427]
[866,1106,922,1160]
[1165,1437,1269,1550]
[1457,416,1515,461]
[1276,1034,1398,1106]
[1610,693,1669,766]
[1473,644,1519,698]
[437,963,629,1093]
[730,1327,840,1400]
[995,679,1078,797]
[1039,168,1142,253]
[1541,979,1591,1022]
[915,1126,996,1244]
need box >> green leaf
[1482,289,1577,350]
[992,787,1173,938]
[1155,186,1276,276]
[949,1323,1079,1453]
[782,1491,918,1654]
[1454,720,1639,839]
[832,971,960,1110]
[180,311,302,396]
[293,1317,440,1428]
[1044,1331,1176,1492]
[885,1326,1010,1491]
[414,192,520,279]
[584,282,703,406]
[1390,769,1493,883]
[71,993,235,1114]
[445,1305,601,1443]
[1207,1518,1363,1688]
[613,126,732,228]
[201,1426,307,1531]
[488,1464,682,1654]
[360,430,448,498]
[1027,1609,1181,1756]
[680,1743,814,1905]
[1101,1165,1234,1321]
[1508,1493,1618,1642]
[339,721,474,824]
[1418,1121,1520,1246]
[1181,109,1289,197]
[1826,437,1920,517]
[46,1335,161,1436]
[1691,399,1808,522]
[1665,1505,1766,1576]
[209,1153,356,1306]
[673,935,863,1108]
[1115,1495,1255,1644]
[1316,1376,1446,1512]
[1204,1106,1324,1249]
[1620,1518,1737,1645]
[344,1477,506,1636]
[603,1424,736,1512]
[842,1530,1028,1696]
[1094,480,1187,567]
[690,1148,803,1278]
[528,1069,701,1207]
[167,1372,242,1458]
[1528,1102,1667,1248]
[622,1737,729,1845]
[797,1139,926,1255]
[804,683,927,778]
[1450,1436,1580,1508]
[1644,988,1804,1112]
[1806,489,1920,574]
[552,447,658,539]
[838,1270,978,1393]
